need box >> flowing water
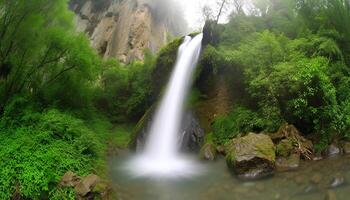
[125,34,204,178]
[112,33,350,200]
[111,154,350,200]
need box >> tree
[0,0,99,111]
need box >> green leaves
[0,105,102,199]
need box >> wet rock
[276,153,300,171]
[202,20,220,46]
[325,190,337,200]
[226,133,276,180]
[200,143,217,161]
[216,145,226,155]
[180,112,205,152]
[329,176,345,188]
[270,123,313,160]
[59,171,81,187]
[131,110,204,153]
[326,144,341,157]
[302,184,317,194]
[75,174,101,197]
[276,139,294,158]
[93,181,112,199]
[342,142,350,154]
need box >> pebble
[327,144,341,157]
[329,176,345,188]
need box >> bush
[0,101,103,199]
[212,106,280,145]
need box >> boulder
[343,142,350,154]
[276,139,294,157]
[59,171,81,187]
[74,174,101,197]
[326,144,341,157]
[226,133,276,180]
[270,123,313,160]
[276,153,300,171]
[131,110,204,153]
[200,143,217,161]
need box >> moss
[276,139,294,157]
[110,124,134,149]
[151,37,183,97]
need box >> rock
[311,173,323,184]
[276,153,300,171]
[329,176,345,188]
[326,144,341,157]
[59,171,81,187]
[180,112,205,152]
[270,123,313,160]
[200,143,217,161]
[302,184,316,194]
[216,145,226,155]
[69,0,187,63]
[93,182,112,199]
[343,142,350,154]
[276,139,294,157]
[325,190,337,200]
[75,174,101,197]
[226,133,276,180]
[131,110,204,153]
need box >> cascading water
[126,33,204,178]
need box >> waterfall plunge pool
[110,152,350,200]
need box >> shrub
[0,102,103,199]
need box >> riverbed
[109,153,350,200]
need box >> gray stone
[200,143,217,161]
[327,144,341,157]
[329,176,345,188]
[276,153,300,171]
[226,133,276,180]
[75,174,100,197]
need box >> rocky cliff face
[69,0,187,63]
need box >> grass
[110,124,135,149]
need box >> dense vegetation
[0,0,158,199]
[200,0,350,149]
[1,0,350,199]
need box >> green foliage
[0,99,104,199]
[0,0,100,111]
[95,51,155,122]
[109,124,134,149]
[212,106,277,145]
[205,1,350,146]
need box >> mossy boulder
[200,143,217,161]
[226,133,276,180]
[276,139,294,157]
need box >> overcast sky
[178,0,233,30]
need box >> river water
[110,153,350,200]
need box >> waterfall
[126,33,204,178]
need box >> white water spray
[126,34,204,178]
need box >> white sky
[178,0,233,30]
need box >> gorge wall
[69,0,187,63]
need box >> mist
[139,0,189,35]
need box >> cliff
[69,0,187,63]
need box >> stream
[110,153,350,200]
